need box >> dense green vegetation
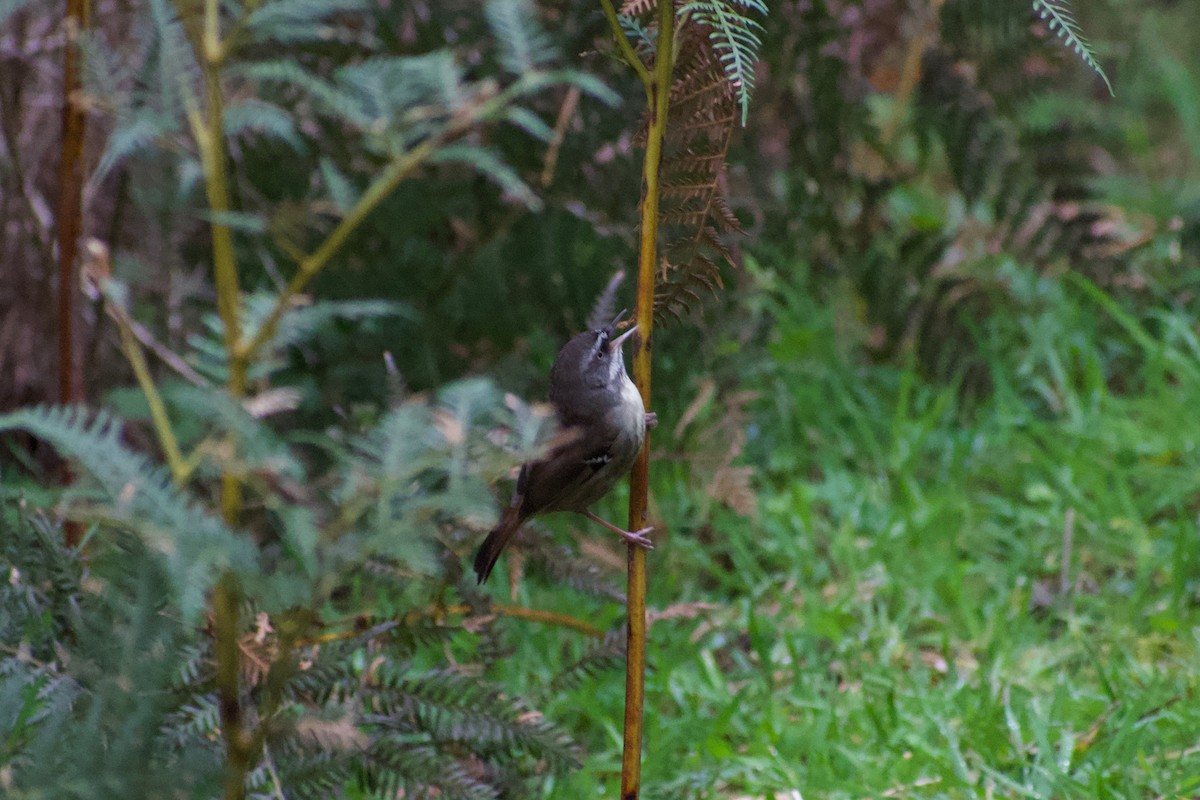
[2,0,1199,798]
[519,260,1200,796]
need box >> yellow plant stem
[236,82,526,367]
[170,3,250,797]
[299,602,606,646]
[599,0,653,90]
[113,309,189,483]
[621,1,674,797]
[235,134,441,366]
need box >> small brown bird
[473,316,656,583]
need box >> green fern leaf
[319,158,359,212]
[363,666,580,770]
[504,107,555,142]
[246,0,371,44]
[161,384,293,471]
[95,112,178,180]
[235,60,374,129]
[681,0,767,125]
[430,145,542,211]
[335,52,465,122]
[223,99,305,152]
[1033,0,1114,96]
[0,406,256,619]
[485,0,556,75]
[360,743,495,800]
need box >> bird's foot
[645,411,659,429]
[584,511,655,550]
[620,525,655,549]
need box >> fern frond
[363,666,580,770]
[95,112,179,181]
[159,695,222,748]
[162,384,294,471]
[234,60,374,129]
[549,628,626,692]
[504,106,555,142]
[430,145,542,211]
[680,0,767,125]
[0,406,256,619]
[619,0,657,16]
[319,158,359,212]
[537,547,626,601]
[1032,0,1114,95]
[334,52,465,121]
[360,743,495,800]
[223,99,304,151]
[485,0,556,76]
[618,13,656,54]
[189,295,409,384]
[645,11,749,324]
[272,299,413,350]
[261,747,351,800]
[245,0,371,44]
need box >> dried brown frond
[651,19,744,324]
[619,0,659,17]
[671,381,758,517]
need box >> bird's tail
[473,505,522,584]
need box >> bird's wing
[516,430,614,517]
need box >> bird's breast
[608,374,646,445]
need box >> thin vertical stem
[621,1,673,797]
[58,0,90,546]
[214,576,249,800]
[180,2,249,797]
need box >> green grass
[481,259,1200,798]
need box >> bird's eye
[593,330,609,359]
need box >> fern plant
[0,380,588,799]
[616,0,766,323]
[1,1,631,798]
[597,2,767,795]
[1032,0,1114,95]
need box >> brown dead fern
[621,1,756,325]
[656,21,743,324]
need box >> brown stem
[58,0,90,547]
[620,1,673,797]
[214,576,250,800]
[298,603,606,646]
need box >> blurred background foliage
[3,0,1200,797]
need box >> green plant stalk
[600,0,652,90]
[168,0,243,521]
[214,575,250,800]
[236,79,533,366]
[176,2,250,796]
[113,312,188,483]
[234,134,442,366]
[621,1,673,797]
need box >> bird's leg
[644,411,658,429]
[584,511,654,549]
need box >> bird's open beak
[609,324,639,350]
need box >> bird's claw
[644,412,659,429]
[621,526,655,550]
